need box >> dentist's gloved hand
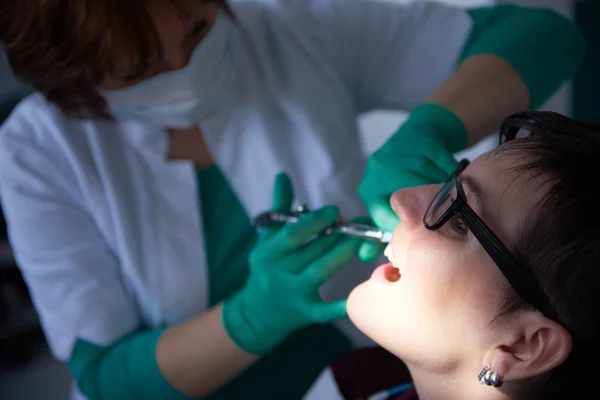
[222,173,361,356]
[358,104,467,261]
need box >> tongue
[385,264,401,282]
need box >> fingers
[277,233,341,274]
[309,299,347,323]
[265,205,340,253]
[346,216,386,262]
[368,197,400,233]
[434,152,460,180]
[259,173,295,241]
[358,241,386,262]
[301,237,361,286]
[271,173,294,213]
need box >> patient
[338,111,600,399]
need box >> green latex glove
[222,173,361,356]
[358,104,467,261]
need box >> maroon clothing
[329,347,417,400]
[393,388,418,400]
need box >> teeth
[384,245,400,271]
[384,245,394,264]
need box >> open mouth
[370,245,401,283]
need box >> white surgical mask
[102,12,238,127]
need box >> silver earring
[478,364,502,388]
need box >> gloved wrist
[385,103,468,155]
[222,289,292,356]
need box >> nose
[163,48,193,71]
[390,184,441,230]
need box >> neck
[167,127,215,168]
[407,363,512,400]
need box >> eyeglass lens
[425,178,458,227]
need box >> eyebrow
[462,175,485,209]
[112,58,158,77]
[112,13,203,77]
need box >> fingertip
[331,299,348,320]
[272,173,294,212]
[343,236,365,253]
[358,241,384,262]
[371,208,400,233]
[311,300,348,323]
[275,172,292,188]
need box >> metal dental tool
[252,205,393,243]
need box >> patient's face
[347,152,538,369]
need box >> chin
[347,282,364,321]
[347,280,382,340]
[347,279,407,354]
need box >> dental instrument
[252,205,393,243]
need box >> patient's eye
[447,215,468,238]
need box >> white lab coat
[0,0,470,397]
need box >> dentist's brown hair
[0,0,229,119]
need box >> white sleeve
[303,368,344,400]
[0,105,140,361]
[298,0,473,113]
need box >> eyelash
[118,18,208,83]
[191,19,208,35]
[122,60,154,82]
[124,71,145,82]
[446,215,469,239]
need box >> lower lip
[370,262,401,283]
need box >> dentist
[0,0,584,399]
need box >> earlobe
[485,313,572,383]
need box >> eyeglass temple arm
[459,207,555,319]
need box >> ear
[485,312,572,382]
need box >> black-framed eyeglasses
[423,159,556,321]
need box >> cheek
[347,231,505,353]
[403,236,461,306]
[402,234,494,321]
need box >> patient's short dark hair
[493,111,600,398]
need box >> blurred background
[0,0,598,398]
